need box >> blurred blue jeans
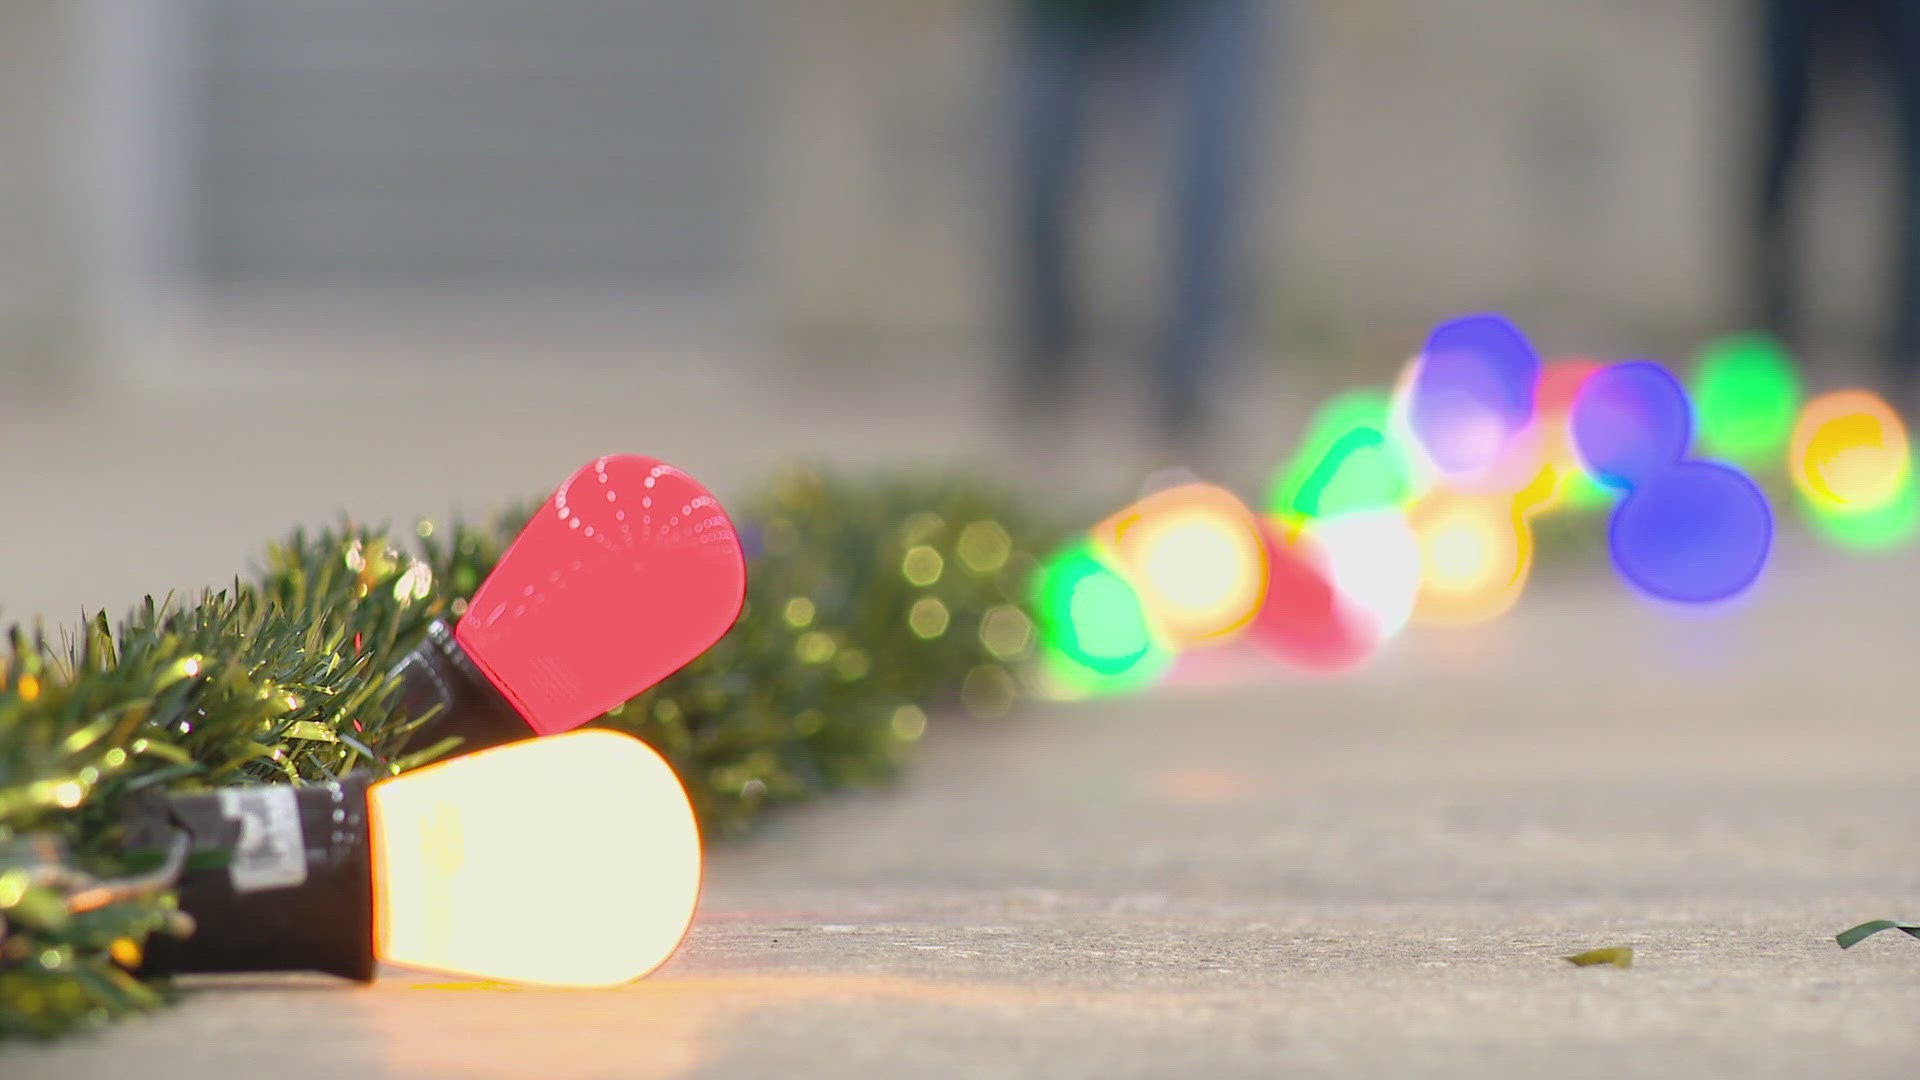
[1756,0,1920,381]
[1009,0,1268,439]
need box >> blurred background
[0,0,1912,619]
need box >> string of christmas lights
[1033,314,1914,695]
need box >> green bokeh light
[1267,389,1412,521]
[1801,469,1920,552]
[1030,540,1170,696]
[1691,332,1802,468]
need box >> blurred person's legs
[1753,0,1819,353]
[1010,5,1099,416]
[1753,0,1920,394]
[1881,0,1920,392]
[1153,0,1265,445]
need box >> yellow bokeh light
[833,648,871,680]
[979,605,1034,659]
[956,520,1013,574]
[1141,518,1245,607]
[368,729,702,987]
[108,937,143,969]
[1408,469,1550,626]
[1427,510,1497,583]
[782,596,816,628]
[1092,483,1268,646]
[1791,390,1911,513]
[794,631,836,664]
[961,664,1018,717]
[0,870,27,908]
[908,597,951,639]
[902,545,945,587]
[890,705,928,741]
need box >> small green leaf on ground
[1836,920,1920,950]
[1563,947,1633,968]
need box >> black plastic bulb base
[133,775,379,982]
[386,619,533,757]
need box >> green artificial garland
[0,466,1061,1039]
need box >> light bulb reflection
[370,729,702,987]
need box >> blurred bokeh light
[1609,460,1772,603]
[1032,540,1171,699]
[1407,313,1541,479]
[1267,389,1412,523]
[1093,484,1268,648]
[1691,333,1802,469]
[1571,361,1694,491]
[1791,390,1918,551]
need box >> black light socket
[386,619,532,757]
[133,775,378,981]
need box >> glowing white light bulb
[370,729,703,987]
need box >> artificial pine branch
[0,466,1058,1038]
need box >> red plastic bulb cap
[454,455,747,736]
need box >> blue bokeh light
[1609,460,1772,603]
[1409,313,1541,475]
[1571,361,1693,490]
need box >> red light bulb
[390,455,745,752]
[457,456,745,734]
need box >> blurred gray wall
[0,2,96,386]
[9,0,1900,373]
[183,0,754,292]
